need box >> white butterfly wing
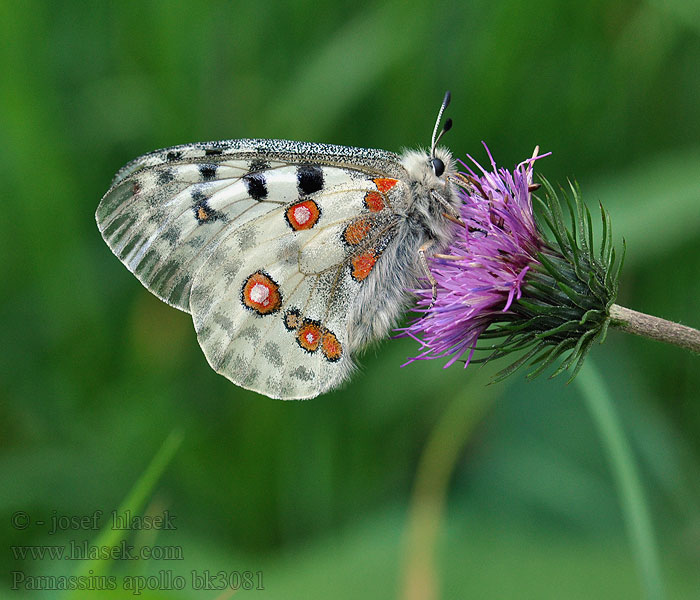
[189,180,397,398]
[96,140,408,399]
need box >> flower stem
[609,304,700,353]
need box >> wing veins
[158,181,394,292]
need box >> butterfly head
[399,92,460,246]
[399,145,458,249]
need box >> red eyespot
[364,191,385,212]
[343,219,372,245]
[297,320,322,352]
[241,271,282,315]
[351,249,378,281]
[373,178,398,193]
[321,330,342,362]
[286,199,320,230]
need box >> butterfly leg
[418,241,438,311]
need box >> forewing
[96,139,404,312]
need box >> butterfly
[96,92,460,399]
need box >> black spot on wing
[205,148,223,156]
[199,164,217,180]
[193,198,222,224]
[249,159,270,172]
[297,165,324,195]
[157,168,174,184]
[166,150,182,162]
[291,366,314,382]
[191,189,223,224]
[243,172,268,201]
[283,308,302,331]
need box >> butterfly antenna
[430,90,452,157]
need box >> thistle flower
[403,145,625,381]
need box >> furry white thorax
[345,146,459,356]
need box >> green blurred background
[2,0,699,598]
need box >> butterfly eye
[430,157,445,177]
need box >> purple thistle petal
[400,146,547,368]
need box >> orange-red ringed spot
[321,330,342,362]
[351,249,378,281]
[364,191,385,212]
[373,178,398,193]
[343,219,372,245]
[296,320,322,353]
[241,271,282,315]
[285,199,320,230]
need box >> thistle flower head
[403,145,624,381]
